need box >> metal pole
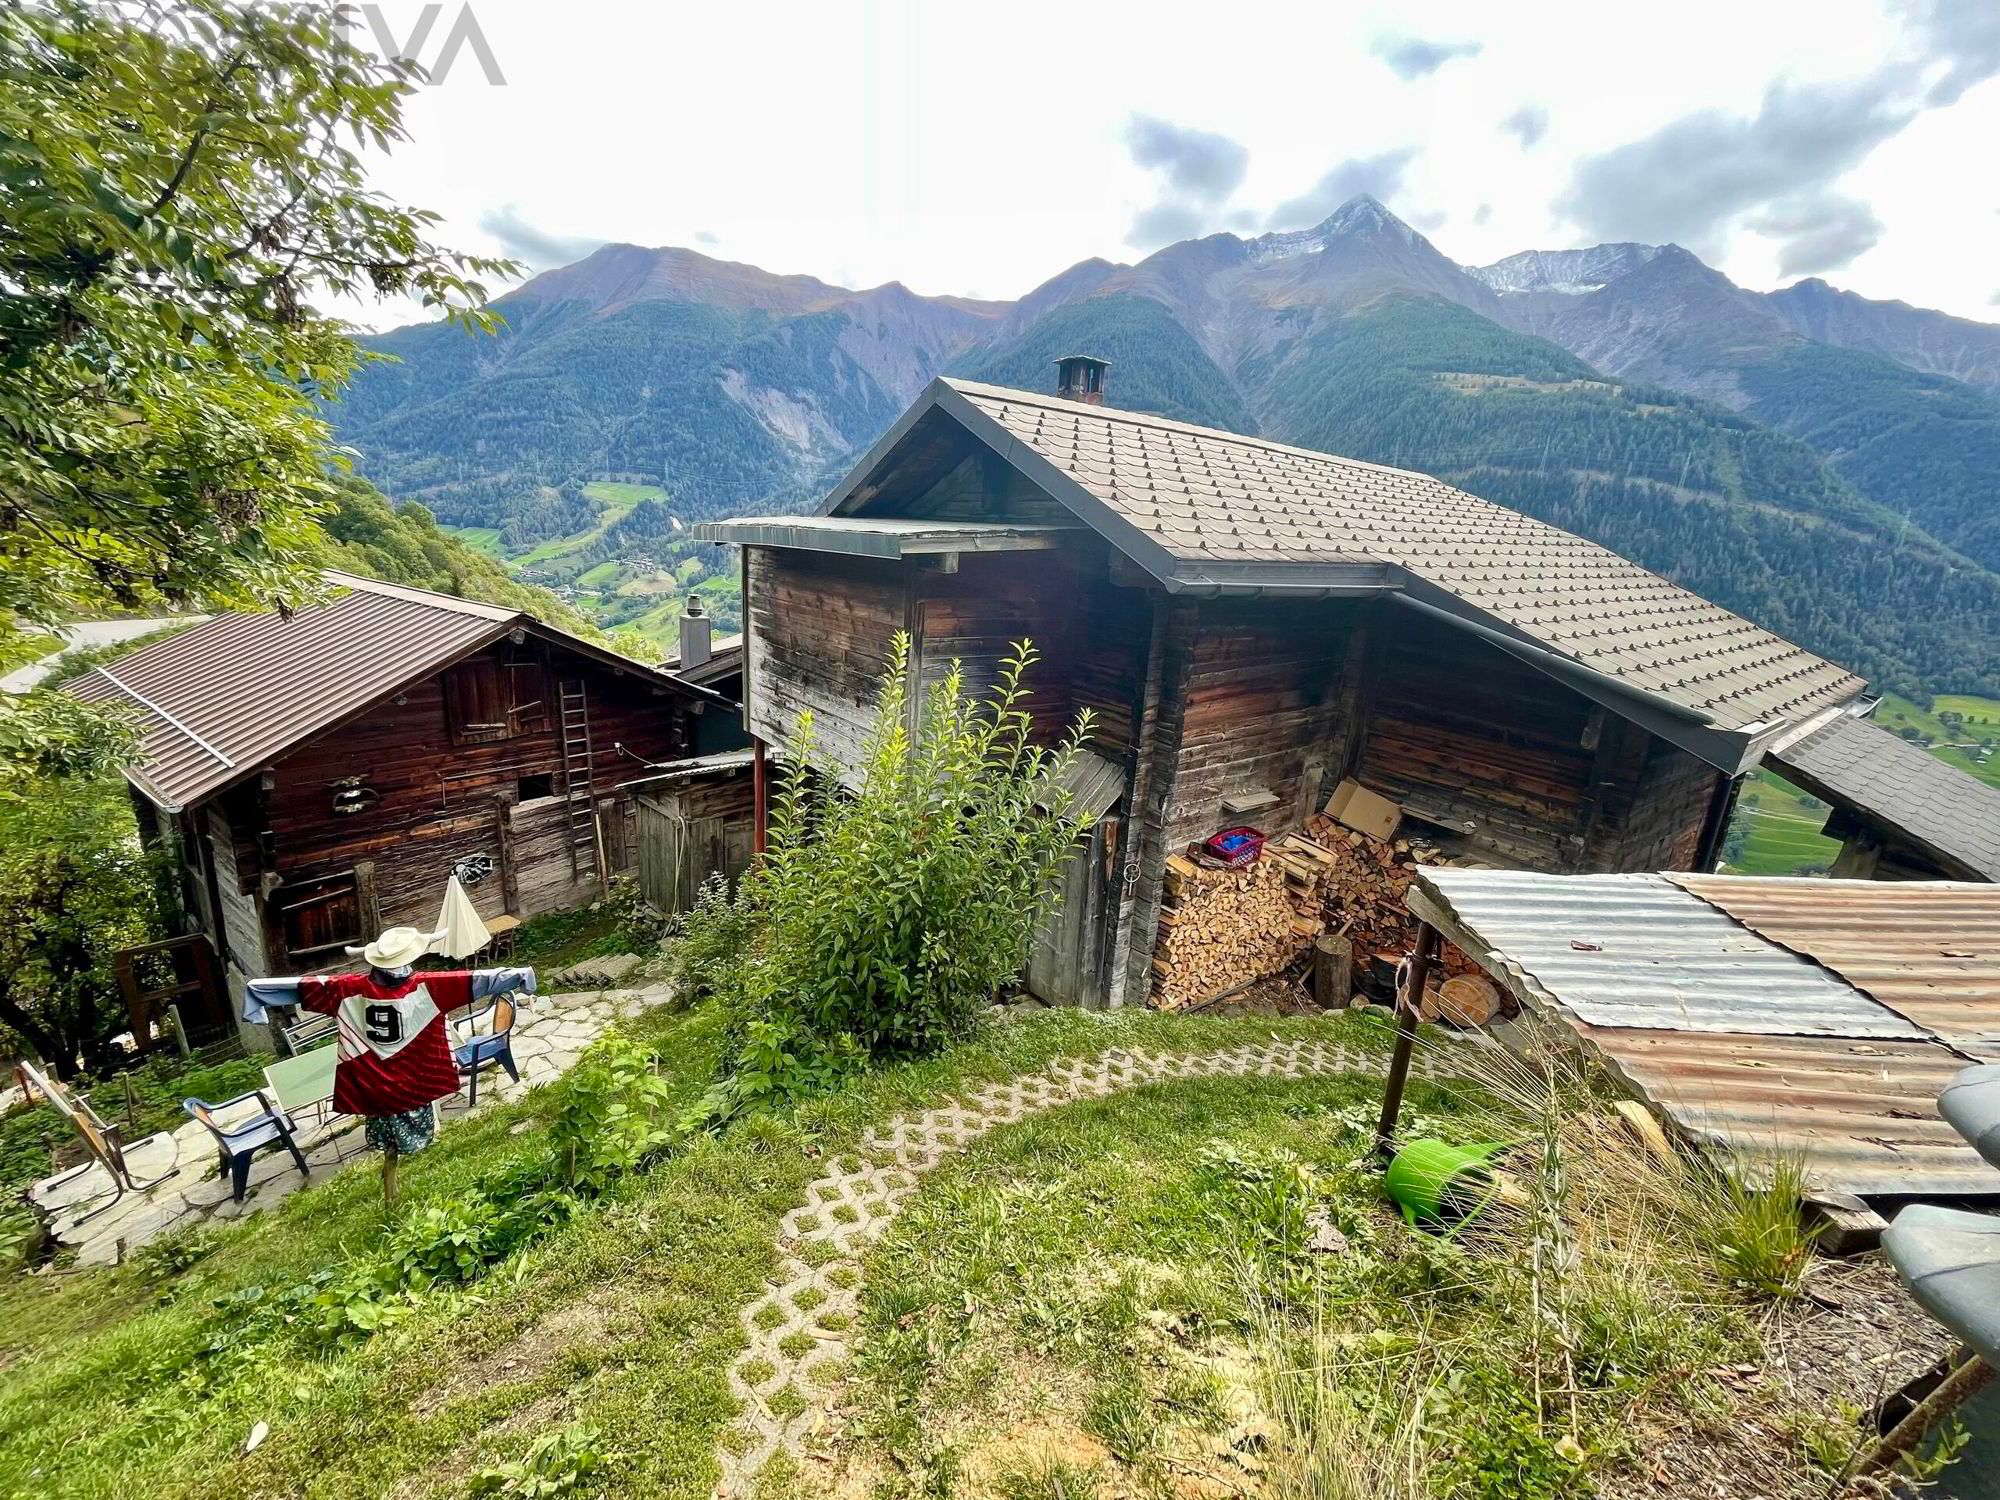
[1375,922,1440,1158]
[751,737,768,856]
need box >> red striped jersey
[297,971,475,1117]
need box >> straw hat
[347,926,444,970]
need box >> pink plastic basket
[1203,826,1266,868]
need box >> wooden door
[1025,816,1115,1009]
[638,794,754,913]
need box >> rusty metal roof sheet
[1764,714,2000,881]
[1409,870,1922,1039]
[1572,1026,2000,1196]
[1409,867,2000,1197]
[920,379,1863,733]
[1671,876,2000,1062]
[65,572,679,811]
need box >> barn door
[637,796,685,911]
[1026,815,1115,1009]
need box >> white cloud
[325,0,2000,329]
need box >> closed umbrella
[434,875,493,961]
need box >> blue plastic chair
[452,995,521,1106]
[184,1090,310,1201]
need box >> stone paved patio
[26,984,667,1268]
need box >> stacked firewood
[1151,840,1327,1009]
[1302,815,1447,959]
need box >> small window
[517,773,555,801]
[277,873,362,964]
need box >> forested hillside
[332,201,2000,699]
[315,479,601,636]
[951,294,1258,434]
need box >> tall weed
[693,633,1091,1118]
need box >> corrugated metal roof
[922,379,1863,732]
[65,572,679,811]
[1410,870,1921,1038]
[1572,1026,2000,1196]
[1672,876,2000,1062]
[1765,714,2000,881]
[1409,868,2000,1197]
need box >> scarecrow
[244,917,535,1198]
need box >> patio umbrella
[433,874,493,960]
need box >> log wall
[1354,611,1598,869]
[200,638,695,974]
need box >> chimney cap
[684,593,706,617]
[1054,353,1111,405]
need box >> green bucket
[1383,1138,1509,1226]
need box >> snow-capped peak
[1248,195,1423,262]
[1467,243,1661,297]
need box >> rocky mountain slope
[331,199,2000,698]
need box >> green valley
[447,479,739,657]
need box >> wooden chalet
[698,358,1874,1010]
[69,574,745,1036]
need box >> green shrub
[698,634,1090,1116]
[468,1423,613,1497]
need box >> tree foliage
[0,0,514,776]
[0,774,165,1077]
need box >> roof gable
[66,572,695,809]
[824,377,1864,740]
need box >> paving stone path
[28,984,664,1267]
[717,1034,1438,1497]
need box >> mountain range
[332,196,2000,700]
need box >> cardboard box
[1325,779,1402,841]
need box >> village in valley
[4,4,2000,1499]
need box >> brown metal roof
[919,379,1864,734]
[65,572,683,811]
[1572,1025,2000,1197]
[1764,713,2000,881]
[1412,868,2000,1198]
[1671,876,2000,1062]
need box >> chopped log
[1312,933,1353,1009]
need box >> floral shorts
[364,1105,437,1155]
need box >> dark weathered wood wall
[199,638,693,974]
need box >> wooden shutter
[445,658,513,743]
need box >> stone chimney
[678,594,711,671]
[1054,354,1110,405]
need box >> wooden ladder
[558,679,600,883]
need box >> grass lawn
[514,483,663,568]
[0,1008,1416,1499]
[1872,692,2000,790]
[819,1043,1920,1500]
[441,525,504,558]
[1721,770,1841,876]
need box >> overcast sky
[346,0,2000,329]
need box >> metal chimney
[678,594,711,672]
[1054,354,1110,405]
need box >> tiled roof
[1765,715,2000,881]
[942,380,1864,732]
[66,572,696,811]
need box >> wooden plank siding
[1158,599,1355,853]
[198,637,694,974]
[745,547,904,773]
[1354,609,1597,868]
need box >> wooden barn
[697,359,1873,1010]
[69,573,741,1033]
